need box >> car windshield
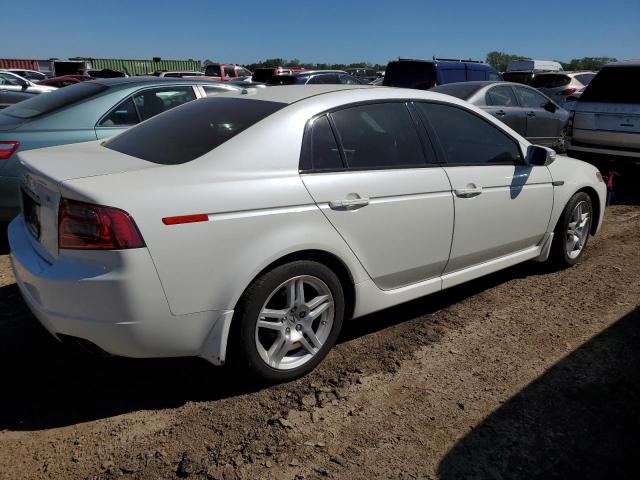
[104,97,286,165]
[580,66,640,103]
[431,83,486,100]
[2,81,108,119]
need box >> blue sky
[2,0,638,64]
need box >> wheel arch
[576,186,601,235]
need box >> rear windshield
[580,66,640,103]
[104,97,286,164]
[502,72,533,84]
[431,83,485,100]
[2,81,108,119]
[530,74,570,88]
[383,61,435,89]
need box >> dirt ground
[0,205,638,480]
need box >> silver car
[530,71,596,105]
[432,81,569,148]
[0,70,57,94]
[565,60,640,166]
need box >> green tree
[561,57,617,71]
[485,51,529,72]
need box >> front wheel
[549,191,593,267]
[229,260,345,382]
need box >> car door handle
[328,197,370,210]
[454,186,483,198]
[495,110,506,116]
[527,111,536,117]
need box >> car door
[514,85,562,145]
[483,85,527,137]
[414,102,553,279]
[301,102,454,290]
[95,86,198,140]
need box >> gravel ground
[0,205,638,480]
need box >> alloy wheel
[565,200,591,259]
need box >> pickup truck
[193,64,252,82]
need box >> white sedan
[9,85,606,382]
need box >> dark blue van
[383,58,502,89]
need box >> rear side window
[104,97,286,165]
[580,67,640,103]
[574,73,595,86]
[2,81,108,119]
[415,102,522,165]
[302,116,343,171]
[486,86,518,107]
[132,86,196,121]
[330,103,427,169]
[438,69,465,84]
[308,74,340,84]
[530,74,570,88]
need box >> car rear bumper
[9,216,232,364]
[565,139,640,163]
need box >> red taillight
[58,198,144,250]
[566,111,575,137]
[559,87,577,96]
[0,141,19,160]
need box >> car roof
[91,76,236,87]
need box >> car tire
[549,191,593,268]
[229,260,345,383]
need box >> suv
[565,61,640,166]
[383,58,502,89]
[530,71,596,105]
[198,64,252,82]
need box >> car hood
[17,139,161,183]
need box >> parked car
[0,77,243,221]
[267,70,365,85]
[530,71,596,105]
[383,58,502,89]
[37,74,94,88]
[153,71,205,78]
[79,68,127,78]
[5,69,48,82]
[431,81,569,148]
[195,64,252,82]
[565,60,640,165]
[0,71,57,94]
[0,90,37,110]
[345,68,379,83]
[251,67,305,83]
[8,85,606,382]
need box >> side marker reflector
[162,214,209,225]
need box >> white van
[506,60,563,72]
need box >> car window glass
[416,102,521,165]
[0,73,21,86]
[516,87,548,108]
[99,96,139,126]
[203,86,231,97]
[132,86,197,121]
[488,72,502,81]
[331,103,426,169]
[308,74,339,84]
[575,73,595,85]
[530,74,570,88]
[224,67,235,77]
[237,68,251,77]
[339,74,359,85]
[486,86,518,107]
[307,116,343,170]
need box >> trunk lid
[17,140,161,261]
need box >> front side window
[416,102,522,166]
[339,74,360,85]
[330,103,427,169]
[486,86,518,107]
[132,86,197,121]
[0,73,22,86]
[515,87,549,109]
[224,67,236,77]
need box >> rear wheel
[229,260,345,382]
[550,192,593,267]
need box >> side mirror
[526,145,556,166]
[544,100,557,113]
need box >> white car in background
[9,85,606,382]
[0,70,57,94]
